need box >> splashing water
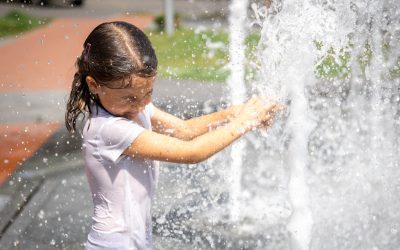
[256,1,323,248]
[159,1,400,248]
[250,0,400,249]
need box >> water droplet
[38,210,45,219]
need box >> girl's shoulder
[82,103,155,138]
[83,105,148,139]
[82,106,147,163]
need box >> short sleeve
[96,118,145,163]
[145,103,155,118]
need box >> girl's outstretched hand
[238,96,283,130]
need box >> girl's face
[88,75,155,120]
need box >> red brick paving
[0,122,60,185]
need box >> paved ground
[0,3,228,249]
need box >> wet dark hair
[65,21,158,132]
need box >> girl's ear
[86,76,99,94]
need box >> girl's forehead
[105,76,154,94]
[131,76,155,91]
[133,75,155,86]
[103,75,154,90]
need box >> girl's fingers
[266,103,284,114]
[241,96,284,129]
[273,103,285,112]
[259,114,272,128]
[239,95,284,130]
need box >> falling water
[162,0,400,248]
[364,1,386,169]
[252,0,400,249]
[227,0,249,222]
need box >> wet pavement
[0,3,228,248]
[0,78,225,249]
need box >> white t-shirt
[82,103,159,250]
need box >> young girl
[65,21,281,250]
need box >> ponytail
[65,59,95,132]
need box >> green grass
[148,27,400,82]
[146,28,260,82]
[0,10,50,38]
[315,47,351,80]
[314,42,400,80]
[389,58,400,79]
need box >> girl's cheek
[143,96,152,106]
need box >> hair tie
[83,43,92,63]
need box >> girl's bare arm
[124,117,250,164]
[151,105,242,140]
[125,98,281,164]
